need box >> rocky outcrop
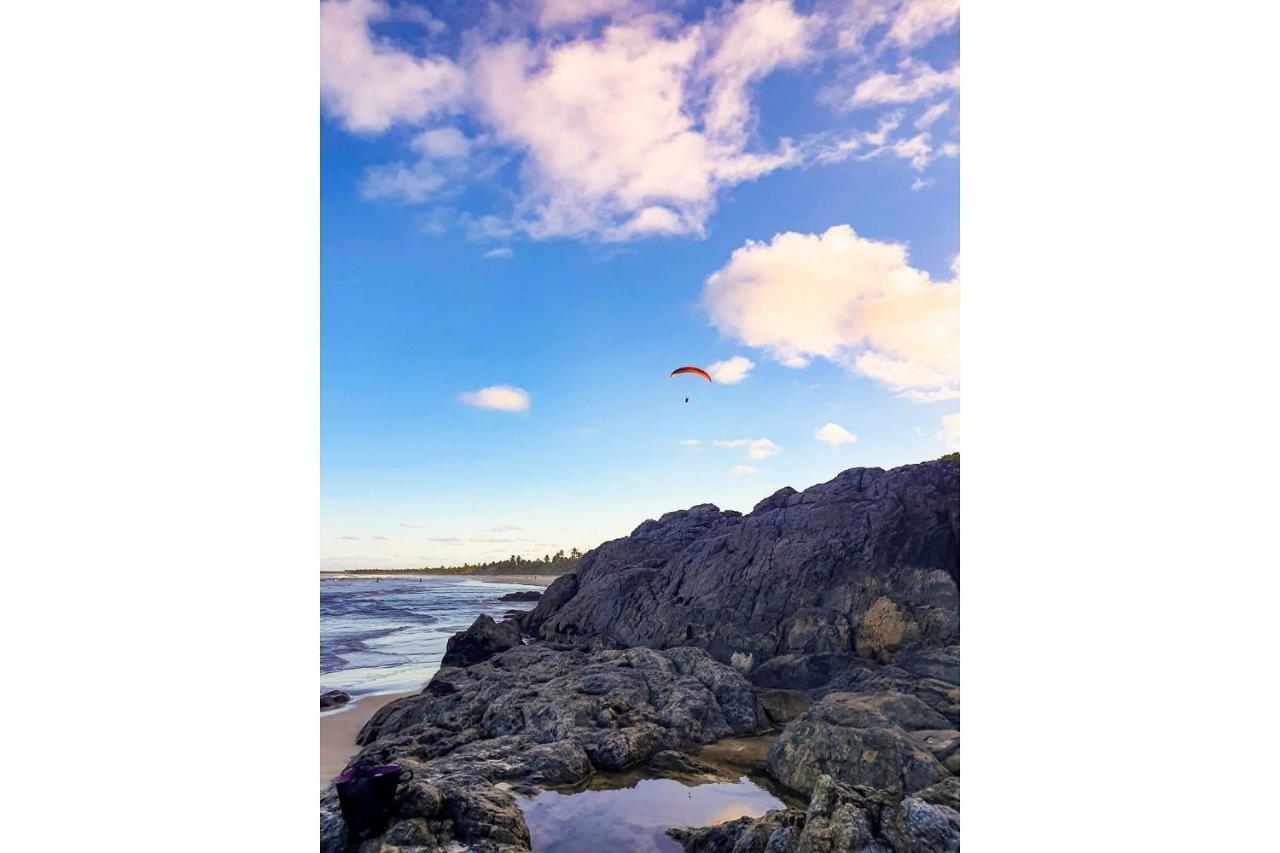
[322,643,767,851]
[320,689,350,709]
[322,460,961,851]
[669,773,959,853]
[528,460,959,675]
[498,590,541,602]
[440,614,522,667]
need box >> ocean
[319,576,542,702]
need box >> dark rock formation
[768,692,954,796]
[498,590,541,602]
[322,643,767,851]
[440,614,522,667]
[320,689,350,709]
[669,773,959,853]
[528,460,959,673]
[322,460,961,851]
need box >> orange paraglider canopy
[670,366,712,382]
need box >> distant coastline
[321,571,560,587]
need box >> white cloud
[938,412,960,450]
[911,176,933,191]
[887,0,960,49]
[914,101,951,129]
[708,355,755,384]
[850,60,959,107]
[713,437,780,460]
[679,439,702,447]
[466,2,813,240]
[458,384,531,412]
[414,127,471,159]
[538,0,637,29]
[484,247,513,259]
[815,422,858,447]
[320,0,465,133]
[731,464,759,475]
[360,128,481,204]
[704,224,959,401]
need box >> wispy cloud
[679,439,702,448]
[731,464,759,475]
[458,384,531,412]
[484,247,514,259]
[938,412,960,450]
[712,438,781,460]
[849,60,959,107]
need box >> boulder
[767,692,952,796]
[441,614,522,667]
[756,688,812,727]
[320,689,350,709]
[499,590,542,602]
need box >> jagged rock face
[440,614,522,667]
[529,460,959,674]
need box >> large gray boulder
[440,614,522,667]
[529,460,959,678]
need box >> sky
[321,0,960,570]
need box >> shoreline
[320,572,559,587]
[320,691,415,789]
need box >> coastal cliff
[321,459,960,852]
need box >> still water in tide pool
[517,775,785,853]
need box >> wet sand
[321,691,414,789]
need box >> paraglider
[670,366,712,403]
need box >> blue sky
[321,0,959,569]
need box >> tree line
[341,548,583,577]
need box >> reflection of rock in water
[517,775,784,853]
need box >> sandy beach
[321,691,414,789]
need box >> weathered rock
[750,653,867,690]
[910,729,960,765]
[532,461,959,675]
[881,795,960,853]
[669,808,804,852]
[768,692,952,796]
[914,776,960,812]
[321,689,351,709]
[756,688,812,727]
[669,773,958,853]
[815,646,959,727]
[440,614,522,667]
[328,644,765,850]
[499,590,542,602]
[648,749,725,780]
